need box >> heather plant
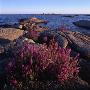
[28,29,40,41]
[5,38,79,89]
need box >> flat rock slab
[0,28,24,53]
[63,30,90,59]
[0,28,24,41]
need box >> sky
[0,0,90,14]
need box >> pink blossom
[11,79,18,86]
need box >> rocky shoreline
[0,17,90,89]
[73,20,90,29]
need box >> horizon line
[0,13,90,14]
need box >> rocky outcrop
[79,58,90,84]
[40,30,90,59]
[0,28,24,53]
[19,17,48,30]
[0,45,4,53]
[73,20,90,29]
[19,17,48,25]
[0,28,24,41]
[39,30,68,48]
[63,30,90,59]
[15,37,35,47]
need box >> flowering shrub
[28,29,40,41]
[6,38,79,89]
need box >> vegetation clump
[5,38,79,89]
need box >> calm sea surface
[0,14,90,35]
